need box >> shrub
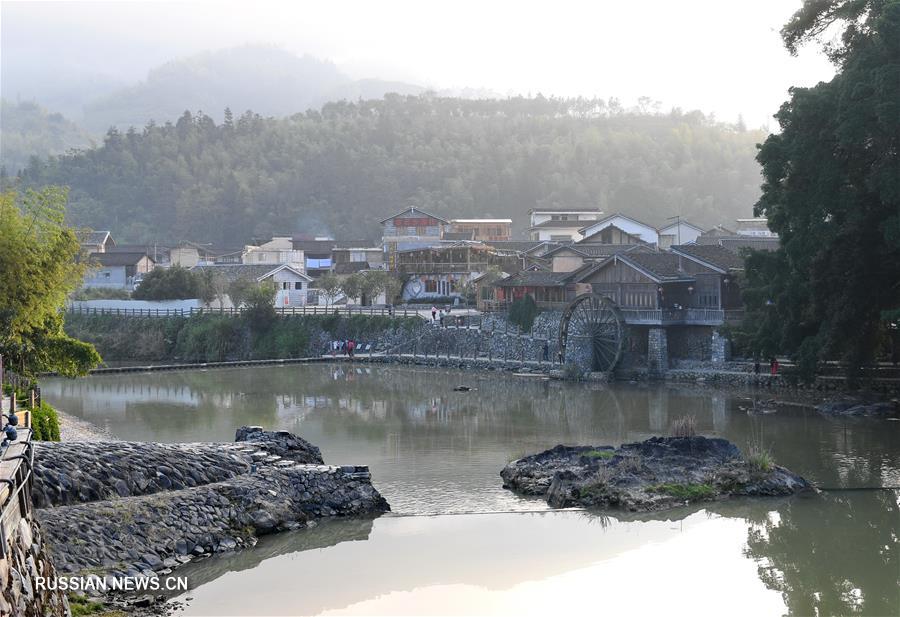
[31,402,61,441]
[669,415,697,437]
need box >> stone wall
[38,463,387,580]
[30,427,388,589]
[32,429,322,508]
[647,328,668,376]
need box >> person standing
[431,306,437,322]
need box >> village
[76,207,776,312]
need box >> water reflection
[41,365,900,615]
[169,493,898,616]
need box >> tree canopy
[16,96,765,246]
[131,265,206,300]
[742,0,899,376]
[0,187,102,377]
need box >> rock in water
[501,436,812,512]
[234,426,324,463]
[815,395,899,418]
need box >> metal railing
[0,415,33,558]
[66,305,423,319]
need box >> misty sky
[2,0,835,128]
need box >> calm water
[42,365,900,616]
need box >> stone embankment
[32,427,323,508]
[34,427,388,582]
[501,436,811,512]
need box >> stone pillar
[711,330,730,364]
[647,327,668,377]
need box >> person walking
[348,339,355,359]
[542,341,550,362]
[431,306,437,322]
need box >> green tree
[508,295,539,332]
[0,188,101,377]
[241,282,277,333]
[340,273,364,304]
[132,265,200,300]
[315,272,344,309]
[743,0,900,380]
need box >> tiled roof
[333,262,370,274]
[695,236,780,253]
[618,253,693,282]
[378,206,449,224]
[88,252,151,267]
[191,263,308,282]
[494,270,573,287]
[546,244,642,258]
[671,244,746,271]
[442,231,476,241]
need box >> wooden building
[380,207,449,269]
[449,219,512,242]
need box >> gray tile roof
[89,252,151,267]
[494,270,573,287]
[191,263,299,282]
[671,244,746,271]
[619,253,693,282]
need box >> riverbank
[56,407,118,442]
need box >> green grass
[648,483,716,500]
[747,449,774,473]
[69,595,106,616]
[582,449,615,460]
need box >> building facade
[449,219,512,242]
[380,207,449,268]
[527,208,602,242]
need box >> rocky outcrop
[501,436,811,511]
[32,426,388,588]
[816,394,899,418]
[32,427,324,508]
[234,426,323,463]
[39,463,388,579]
[1,510,70,617]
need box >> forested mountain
[81,46,424,132]
[0,100,94,173]
[19,95,765,245]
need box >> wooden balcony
[395,262,489,274]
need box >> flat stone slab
[501,436,812,511]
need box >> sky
[1,0,836,129]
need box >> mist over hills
[80,46,425,132]
[18,96,764,246]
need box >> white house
[241,237,305,269]
[528,208,602,242]
[657,219,705,249]
[83,252,155,290]
[578,213,659,245]
[192,263,313,308]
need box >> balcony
[620,308,725,326]
[395,262,490,274]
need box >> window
[425,280,437,293]
[282,282,290,290]
[350,251,366,262]
[294,282,303,290]
[103,271,111,278]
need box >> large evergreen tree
[743,0,900,377]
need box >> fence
[66,304,423,319]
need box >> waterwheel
[558,293,625,372]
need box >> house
[578,213,659,245]
[528,207,602,241]
[735,218,777,237]
[492,268,588,309]
[331,246,385,272]
[577,224,645,245]
[380,207,449,268]
[191,263,313,308]
[396,243,519,302]
[696,224,780,253]
[574,248,743,311]
[107,244,170,266]
[83,252,155,290]
[545,243,649,273]
[657,219,705,249]
[169,242,242,267]
[449,219,512,242]
[242,237,304,269]
[79,230,115,254]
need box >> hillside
[81,46,423,132]
[0,100,94,173]
[20,95,765,245]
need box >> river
[42,364,900,616]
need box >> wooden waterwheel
[558,293,625,372]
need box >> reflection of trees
[744,491,899,616]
